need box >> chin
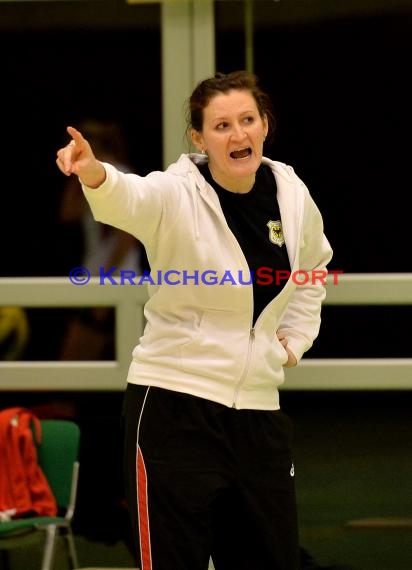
[231,156,260,173]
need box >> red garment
[0,407,57,518]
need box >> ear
[262,115,269,140]
[191,129,205,153]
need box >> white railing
[1,273,411,391]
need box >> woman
[56,70,333,570]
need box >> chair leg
[63,528,79,569]
[41,524,57,570]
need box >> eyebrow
[210,110,256,122]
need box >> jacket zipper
[232,327,255,408]
[198,174,283,409]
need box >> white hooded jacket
[82,153,333,410]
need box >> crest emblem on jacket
[266,220,285,246]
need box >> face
[191,89,268,193]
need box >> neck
[208,166,255,194]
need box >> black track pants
[122,383,299,570]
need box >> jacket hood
[166,154,210,241]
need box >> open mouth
[230,147,252,159]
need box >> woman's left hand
[277,332,297,368]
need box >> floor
[291,391,412,570]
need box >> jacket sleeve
[277,186,333,362]
[81,162,169,244]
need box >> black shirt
[199,163,291,324]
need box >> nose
[232,123,247,140]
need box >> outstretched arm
[56,126,107,189]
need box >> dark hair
[187,70,276,143]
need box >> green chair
[0,419,80,570]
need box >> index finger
[57,126,85,174]
[66,125,85,147]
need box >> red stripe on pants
[137,446,152,570]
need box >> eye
[216,122,229,130]
[243,116,254,124]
